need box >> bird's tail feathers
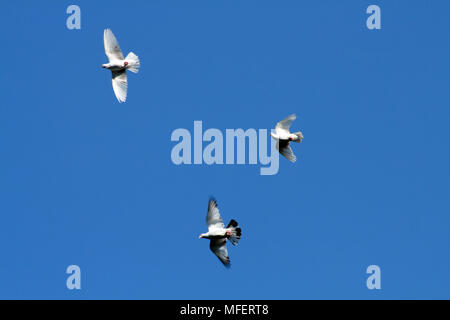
[226,219,241,246]
[292,131,304,143]
[125,52,140,73]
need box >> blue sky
[0,0,449,299]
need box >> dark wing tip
[222,257,231,268]
[227,219,238,228]
[208,196,218,208]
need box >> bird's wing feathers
[104,29,124,61]
[210,238,230,267]
[275,114,296,135]
[206,198,224,230]
[277,140,297,162]
[111,70,127,103]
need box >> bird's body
[271,114,303,162]
[102,29,140,103]
[270,131,302,141]
[102,60,127,72]
[199,228,233,240]
[199,198,242,268]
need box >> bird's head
[124,61,129,67]
[101,64,107,69]
[198,234,205,239]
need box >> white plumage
[199,198,242,268]
[102,29,140,103]
[270,114,304,162]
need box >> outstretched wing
[206,197,224,230]
[277,140,296,163]
[275,114,296,135]
[210,238,230,268]
[111,70,127,103]
[104,29,124,61]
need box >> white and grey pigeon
[270,114,304,162]
[199,197,242,268]
[102,28,140,103]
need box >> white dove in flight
[199,197,242,268]
[270,114,304,162]
[102,28,140,103]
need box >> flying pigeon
[270,114,304,162]
[102,28,140,103]
[199,197,242,268]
